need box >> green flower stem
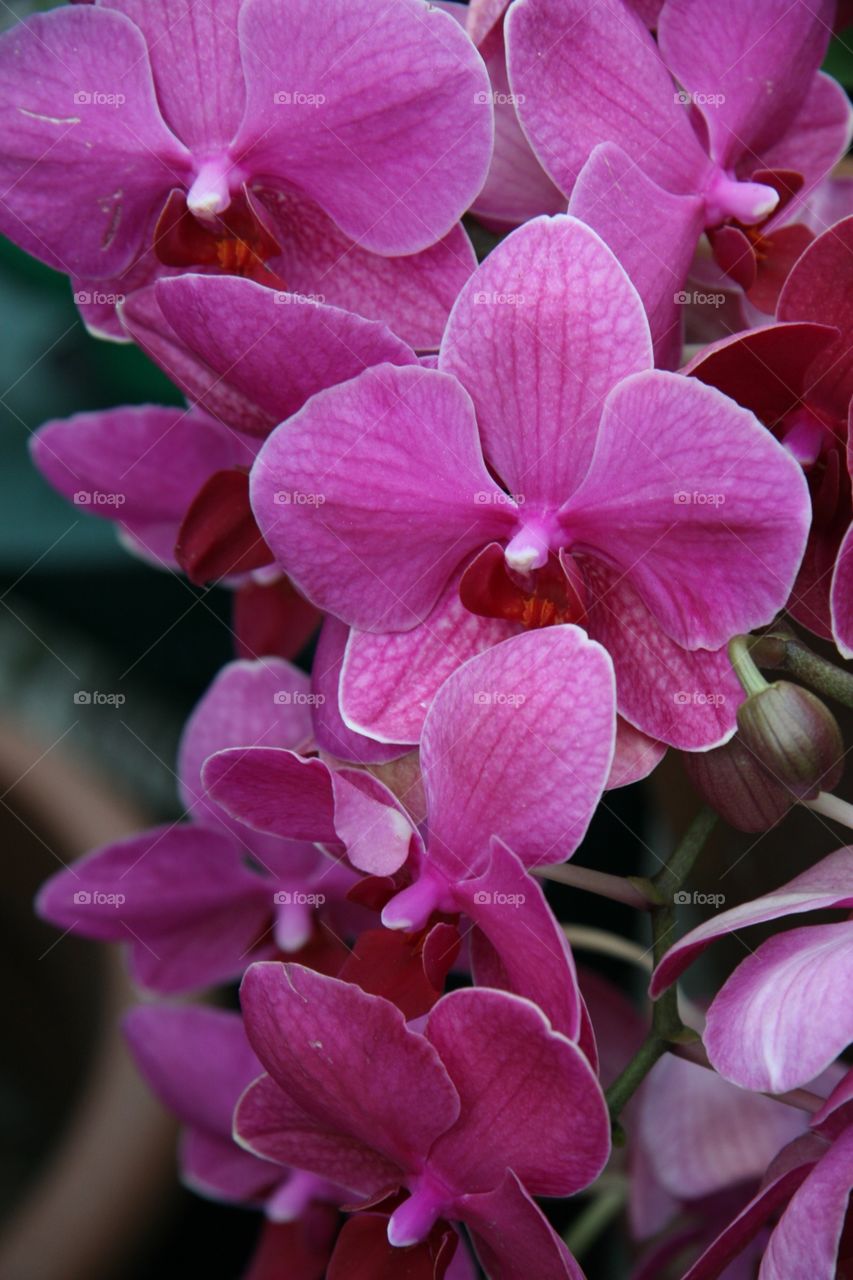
[605,807,717,1123]
[750,631,853,710]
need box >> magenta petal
[832,518,853,659]
[124,1004,275,1203]
[761,1126,853,1280]
[566,370,811,651]
[341,581,518,745]
[651,845,853,997]
[580,559,742,750]
[607,720,666,789]
[679,1134,825,1280]
[149,274,417,436]
[778,213,853,412]
[458,1171,584,1280]
[261,191,477,351]
[637,1053,804,1201]
[0,6,189,276]
[104,0,244,149]
[758,72,853,198]
[470,25,565,227]
[506,0,708,197]
[569,144,705,368]
[704,921,853,1092]
[329,770,419,877]
[239,964,459,1172]
[311,618,407,764]
[440,215,652,505]
[460,837,583,1039]
[235,1072,398,1200]
[420,627,615,874]
[31,405,251,562]
[427,988,609,1196]
[202,749,337,844]
[251,365,513,631]
[36,824,269,993]
[178,658,313,828]
[658,0,833,168]
[232,0,493,255]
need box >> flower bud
[684,736,795,832]
[736,681,843,800]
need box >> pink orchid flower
[37,659,356,991]
[506,0,851,363]
[32,273,418,654]
[124,1004,341,1221]
[678,1117,853,1280]
[250,215,810,751]
[0,0,490,346]
[235,963,610,1277]
[204,626,616,1040]
[651,846,853,1093]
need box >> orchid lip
[387,1173,453,1247]
[504,518,553,575]
[381,868,454,932]
[187,157,234,220]
[704,168,779,227]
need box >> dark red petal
[244,1208,339,1280]
[327,1212,458,1280]
[175,468,272,584]
[233,576,321,659]
[337,923,460,1019]
[747,223,814,314]
[709,225,756,292]
[459,542,586,628]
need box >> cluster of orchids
[6,0,853,1275]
